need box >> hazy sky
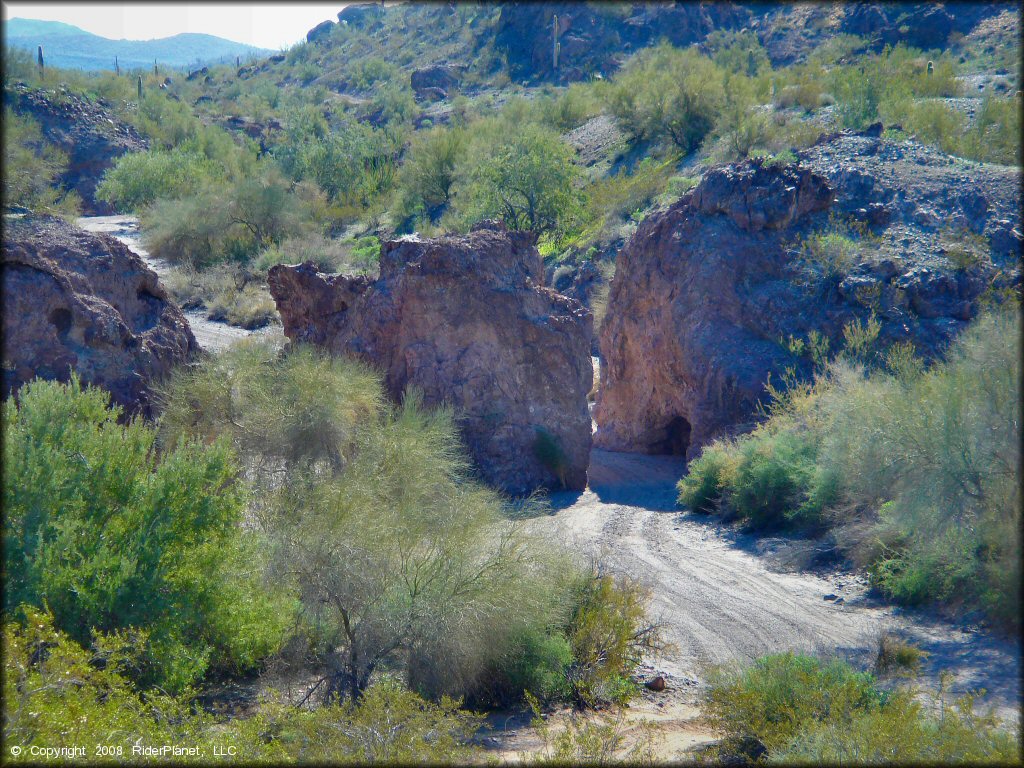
[2,3,350,50]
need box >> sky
[2,2,350,50]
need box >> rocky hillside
[4,83,147,213]
[595,128,1021,458]
[2,213,197,416]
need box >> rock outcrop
[4,83,148,215]
[2,213,198,416]
[411,65,461,99]
[594,131,1021,459]
[268,223,593,494]
[306,19,336,43]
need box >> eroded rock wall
[594,130,1021,459]
[2,213,198,415]
[268,223,593,494]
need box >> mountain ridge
[4,17,270,71]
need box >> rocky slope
[2,213,197,416]
[4,83,148,214]
[268,222,593,494]
[594,128,1021,458]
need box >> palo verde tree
[159,341,574,702]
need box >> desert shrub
[705,29,770,77]
[2,377,285,691]
[206,282,278,329]
[347,56,399,91]
[678,307,1021,628]
[2,107,80,216]
[677,442,738,513]
[160,343,576,702]
[960,96,1022,166]
[393,126,467,228]
[229,679,483,764]
[255,233,379,275]
[3,612,483,764]
[490,630,574,705]
[535,82,606,132]
[821,309,1020,626]
[364,81,417,126]
[796,214,879,283]
[95,146,217,211]
[730,428,826,530]
[583,156,675,236]
[609,43,726,153]
[451,119,582,234]
[567,573,662,707]
[706,653,882,755]
[706,653,1018,763]
[3,609,212,760]
[275,118,402,208]
[141,163,310,268]
[875,634,929,676]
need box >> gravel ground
[532,449,1021,723]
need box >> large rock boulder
[411,65,461,97]
[306,19,335,43]
[4,83,148,215]
[594,131,1020,459]
[2,214,198,416]
[268,223,593,494]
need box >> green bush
[677,443,737,513]
[609,43,726,153]
[3,611,484,764]
[677,307,1021,628]
[96,146,217,211]
[160,343,575,702]
[451,119,582,234]
[567,573,662,707]
[706,653,1018,763]
[393,126,466,228]
[2,377,286,691]
[2,108,80,216]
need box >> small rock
[645,676,667,692]
[834,597,845,605]
[824,594,838,601]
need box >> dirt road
[532,448,1020,716]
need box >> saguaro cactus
[552,14,560,71]
[37,45,44,75]
[153,59,158,75]
[927,60,934,75]
[137,75,143,101]
[115,56,120,76]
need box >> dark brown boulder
[268,223,593,494]
[2,214,198,416]
[4,84,148,215]
[411,65,460,94]
[595,134,1020,459]
[306,19,335,43]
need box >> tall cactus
[137,75,143,101]
[927,60,934,76]
[115,56,120,76]
[37,45,44,76]
[552,14,560,71]
[153,59,158,76]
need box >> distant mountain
[3,17,271,71]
